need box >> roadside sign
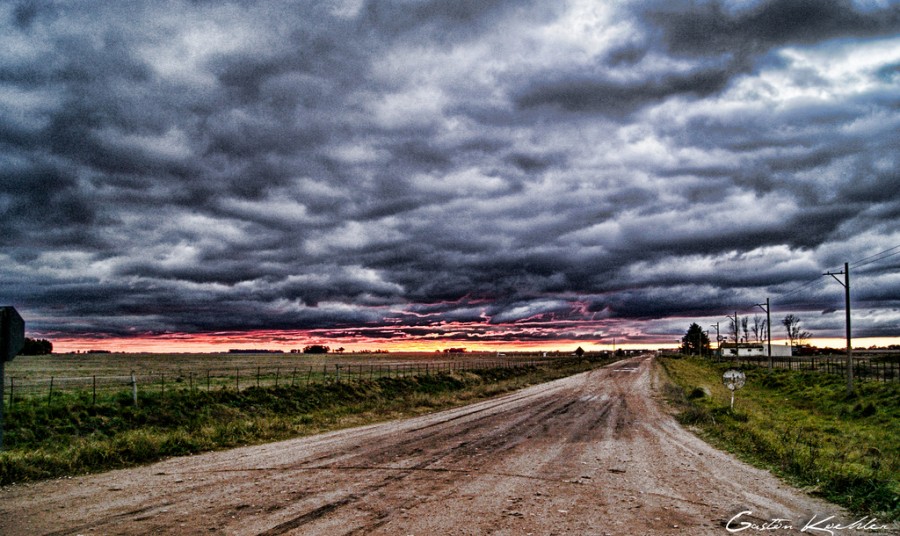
[722,369,746,410]
[1,306,25,362]
[722,369,746,391]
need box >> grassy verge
[659,356,900,520]
[1,356,613,485]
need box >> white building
[719,343,793,358]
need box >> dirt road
[1,355,893,535]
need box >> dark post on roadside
[1,306,26,450]
[754,298,772,370]
[824,263,852,394]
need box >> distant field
[2,351,582,403]
[6,351,555,378]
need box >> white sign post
[722,369,746,410]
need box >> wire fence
[713,354,900,383]
[2,356,570,407]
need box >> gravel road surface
[1,355,893,535]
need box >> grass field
[3,351,564,401]
[0,353,615,486]
[659,356,900,521]
[5,351,551,378]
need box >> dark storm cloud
[2,0,899,347]
[360,0,558,42]
[648,0,900,55]
[516,0,900,118]
[0,165,100,247]
[514,65,733,115]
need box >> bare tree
[797,329,812,349]
[751,315,766,344]
[741,317,749,344]
[728,315,739,349]
[782,314,809,352]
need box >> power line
[776,243,900,304]
[721,244,899,333]
[853,249,900,270]
[850,243,900,267]
[730,273,823,316]
[777,276,825,300]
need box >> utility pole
[710,322,720,357]
[754,298,772,370]
[824,263,852,393]
[725,312,739,361]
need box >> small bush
[853,402,877,418]
[687,386,709,400]
[677,405,714,425]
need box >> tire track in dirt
[258,382,616,534]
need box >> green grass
[0,356,612,485]
[659,356,900,520]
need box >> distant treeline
[20,338,53,356]
[230,345,333,354]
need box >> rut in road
[239,381,611,534]
[2,355,892,535]
[255,374,623,534]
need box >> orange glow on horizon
[50,335,611,354]
[47,332,900,354]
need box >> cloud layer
[2,0,899,350]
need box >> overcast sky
[2,0,899,352]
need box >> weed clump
[687,386,709,400]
